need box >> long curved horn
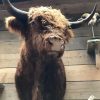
[69,4,97,29]
[2,0,28,21]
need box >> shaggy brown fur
[5,6,74,100]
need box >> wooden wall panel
[0,50,95,68]
[0,36,92,52]
[1,64,100,83]
[66,81,100,99]
[65,37,88,50]
[65,36,100,50]
[1,82,100,100]
[0,84,18,100]
[73,25,100,37]
[0,31,19,41]
[0,1,100,99]
[1,31,100,53]
[0,0,100,13]
[63,50,95,66]
[0,42,19,54]
[1,25,100,37]
[1,0,100,31]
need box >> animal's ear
[5,16,25,35]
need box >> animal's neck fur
[20,37,60,63]
[18,40,61,81]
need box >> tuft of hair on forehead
[28,6,69,29]
[28,6,74,42]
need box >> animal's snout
[46,35,65,52]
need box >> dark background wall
[0,0,100,30]
[0,0,30,3]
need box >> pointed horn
[2,0,28,21]
[69,4,97,29]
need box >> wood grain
[95,46,100,69]
[0,1,100,99]
[73,25,100,37]
[0,37,88,52]
[0,32,95,53]
[1,31,100,51]
[1,1,100,31]
[66,81,100,99]
[1,82,100,100]
[0,31,19,41]
[0,50,96,68]
[1,64,100,83]
[0,42,20,54]
[0,84,18,100]
[1,25,100,37]
[0,0,100,14]
[63,50,95,66]
[0,68,15,83]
